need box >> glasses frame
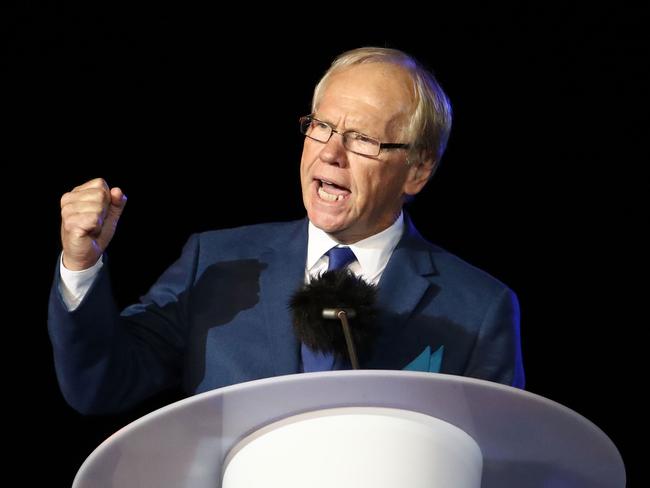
[299,115,410,157]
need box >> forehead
[316,63,414,134]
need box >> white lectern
[72,371,625,487]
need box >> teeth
[318,186,342,201]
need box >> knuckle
[93,177,109,191]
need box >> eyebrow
[313,114,380,139]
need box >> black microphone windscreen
[289,269,378,360]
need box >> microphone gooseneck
[321,308,360,369]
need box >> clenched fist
[60,178,127,270]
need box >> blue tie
[301,246,356,372]
[325,246,356,272]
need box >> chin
[307,209,346,234]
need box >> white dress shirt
[305,212,404,285]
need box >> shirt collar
[307,212,404,277]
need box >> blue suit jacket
[48,217,524,414]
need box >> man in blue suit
[50,47,524,415]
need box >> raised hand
[60,178,127,270]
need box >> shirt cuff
[58,253,103,311]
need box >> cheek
[300,144,320,174]
[299,148,312,178]
[362,167,408,204]
[355,166,396,195]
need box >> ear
[403,158,436,196]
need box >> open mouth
[316,179,351,202]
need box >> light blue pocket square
[403,345,444,373]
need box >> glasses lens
[301,116,331,143]
[345,132,381,156]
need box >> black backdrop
[5,4,644,486]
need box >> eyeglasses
[299,115,410,157]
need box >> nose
[319,130,349,168]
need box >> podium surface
[73,371,625,488]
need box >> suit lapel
[366,215,437,368]
[260,220,308,376]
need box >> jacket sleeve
[462,287,525,389]
[47,234,200,415]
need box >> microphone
[289,269,378,369]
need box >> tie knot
[326,246,356,271]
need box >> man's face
[300,63,430,244]
[300,63,431,244]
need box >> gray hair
[312,47,452,167]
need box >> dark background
[5,4,645,486]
